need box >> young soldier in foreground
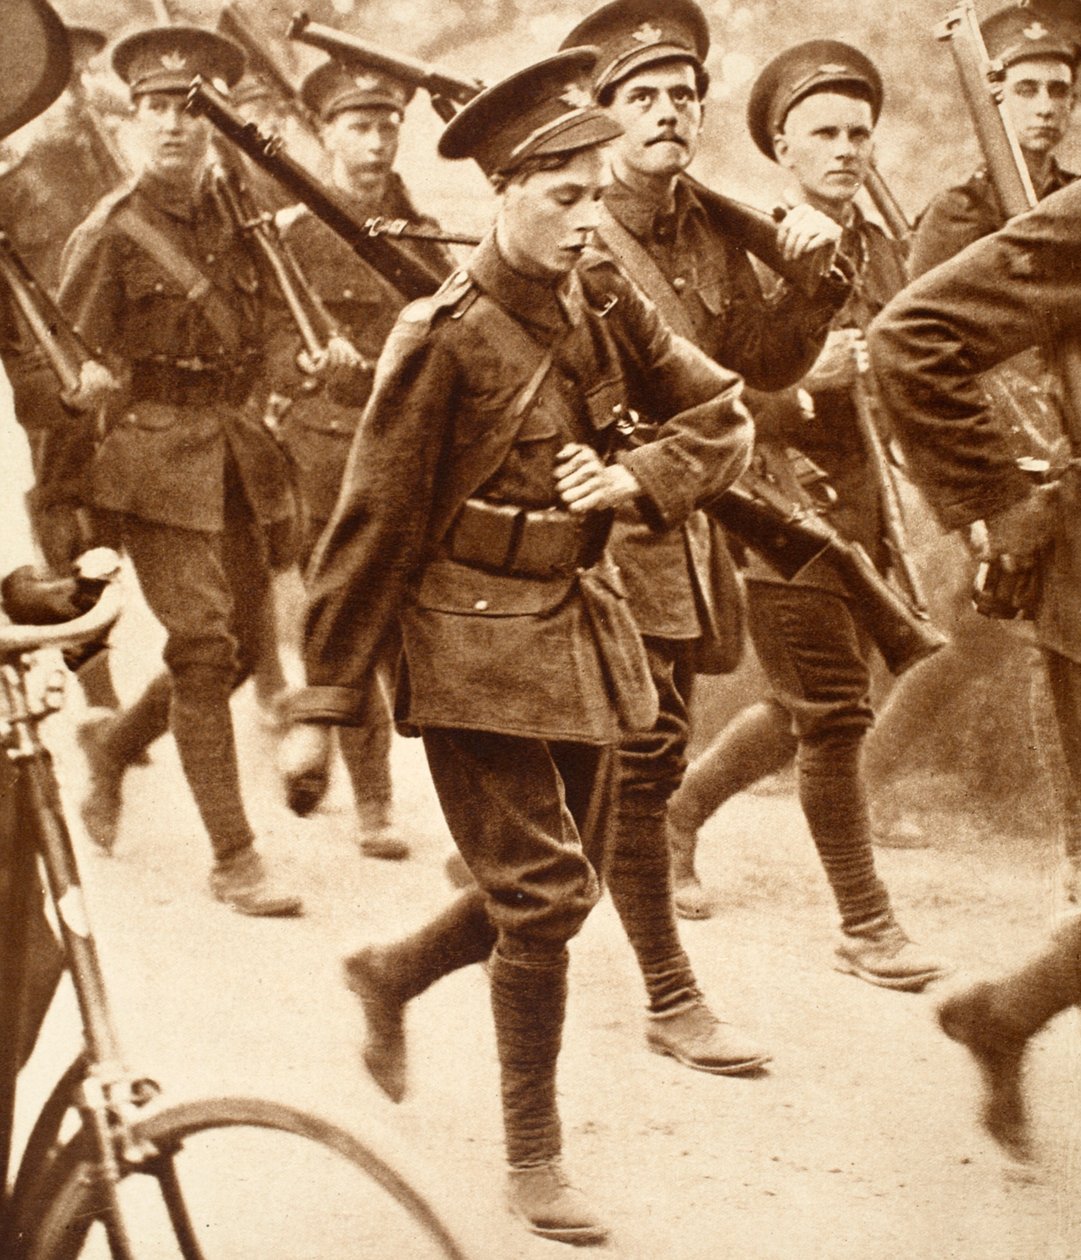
[869,175,1081,1162]
[269,56,453,862]
[556,0,857,1021]
[282,49,753,1245]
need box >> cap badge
[353,73,381,92]
[560,82,593,109]
[160,51,188,71]
[1024,21,1050,40]
[819,63,849,75]
[632,22,664,45]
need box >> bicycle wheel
[20,1096,478,1260]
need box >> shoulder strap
[595,203,698,342]
[111,206,243,354]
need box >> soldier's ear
[772,131,791,168]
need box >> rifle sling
[595,205,698,343]
[112,207,243,356]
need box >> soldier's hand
[321,334,365,374]
[981,484,1059,566]
[802,329,864,393]
[555,443,641,513]
[65,360,119,412]
[774,202,843,262]
[278,721,333,816]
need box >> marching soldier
[662,41,948,990]
[869,176,1081,1162]
[59,25,333,916]
[281,49,753,1242]
[269,56,453,861]
[555,2,923,1005]
[910,3,1078,278]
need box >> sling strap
[113,207,244,355]
[596,203,698,343]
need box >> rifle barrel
[0,231,88,395]
[187,77,448,301]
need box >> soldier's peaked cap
[300,57,414,121]
[559,0,710,98]
[981,4,1080,69]
[438,49,623,178]
[747,39,882,160]
[112,25,246,98]
[67,26,107,61]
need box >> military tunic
[297,231,751,745]
[271,173,451,551]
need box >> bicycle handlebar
[0,580,123,657]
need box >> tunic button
[206,253,215,264]
[474,599,489,611]
[672,276,686,293]
[154,281,164,293]
[343,288,354,299]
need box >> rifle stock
[287,13,483,121]
[864,162,912,244]
[705,475,947,677]
[186,77,449,301]
[0,229,90,397]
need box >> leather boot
[608,811,768,1072]
[492,948,607,1244]
[666,700,796,921]
[343,890,495,1101]
[835,914,949,992]
[209,848,302,918]
[77,674,172,852]
[506,1162,608,1247]
[338,723,408,860]
[646,1000,771,1075]
[937,915,1081,1159]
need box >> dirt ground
[12,587,1081,1260]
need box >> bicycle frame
[0,584,160,1257]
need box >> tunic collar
[136,169,199,222]
[603,173,700,244]
[467,231,578,337]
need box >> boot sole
[646,1039,772,1076]
[833,957,945,993]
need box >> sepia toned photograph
[0,0,1078,1255]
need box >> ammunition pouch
[444,498,609,579]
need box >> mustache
[646,131,687,147]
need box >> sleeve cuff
[288,685,367,725]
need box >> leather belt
[444,497,609,578]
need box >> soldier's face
[773,91,875,212]
[605,62,703,183]
[1003,58,1075,156]
[496,146,611,278]
[133,92,210,181]
[322,107,402,196]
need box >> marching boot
[338,721,409,860]
[666,700,796,920]
[937,915,1081,1159]
[343,890,495,1101]
[608,810,770,1074]
[797,729,949,991]
[492,948,608,1247]
[171,669,302,917]
[77,673,172,852]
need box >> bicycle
[0,555,478,1259]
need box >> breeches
[421,728,609,956]
[745,581,875,742]
[616,636,698,817]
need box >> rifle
[705,470,947,676]
[0,228,93,400]
[863,161,913,245]
[850,347,929,614]
[286,12,483,122]
[937,0,1081,616]
[186,77,450,301]
[285,18,841,296]
[209,161,343,368]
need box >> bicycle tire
[20,1095,478,1260]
